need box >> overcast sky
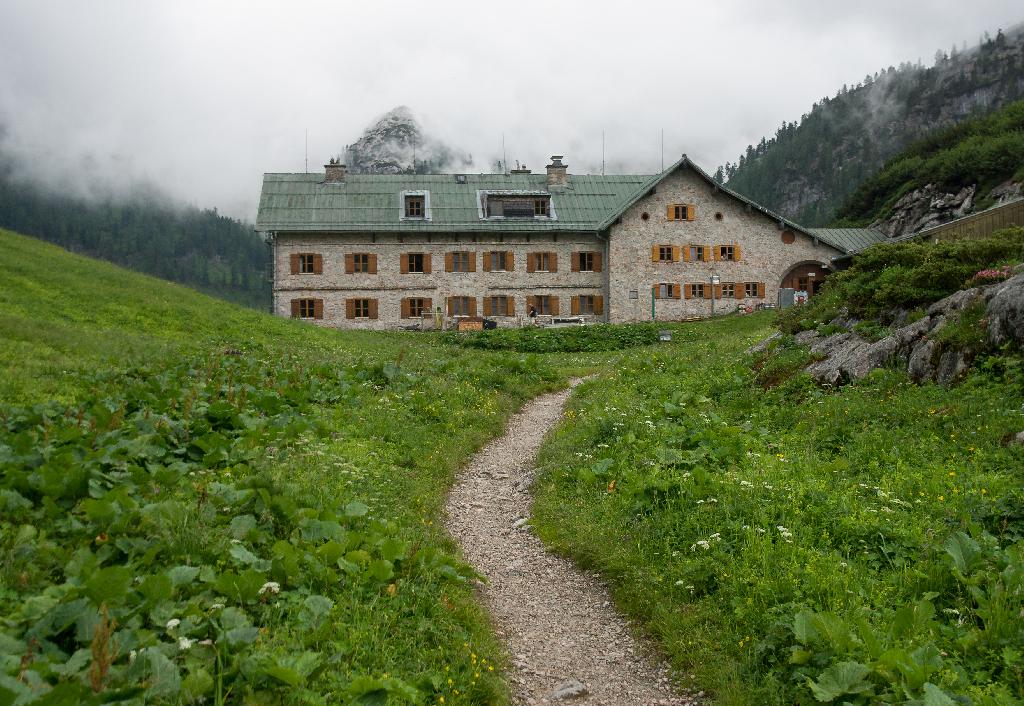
[0,1,1020,220]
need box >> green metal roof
[807,228,889,255]
[256,172,652,233]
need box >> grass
[0,229,600,704]
[531,312,1024,704]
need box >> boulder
[986,273,1024,346]
[927,288,984,317]
[936,350,969,386]
[794,330,821,347]
[908,340,936,382]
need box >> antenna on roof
[304,128,308,174]
[660,129,664,172]
[502,133,507,175]
[602,130,605,176]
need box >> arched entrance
[780,261,831,298]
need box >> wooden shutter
[683,246,691,263]
[289,254,299,274]
[346,300,356,319]
[713,246,721,262]
[526,295,535,312]
[550,297,559,315]
[666,205,675,220]
[549,252,558,272]
[368,254,377,274]
[400,254,409,274]
[483,252,492,272]
[686,205,695,221]
[506,296,514,316]
[734,243,742,261]
[684,284,692,300]
[468,297,477,316]
[571,295,579,315]
[401,299,411,319]
[423,254,432,274]
[571,252,580,272]
[345,254,355,274]
[653,284,661,300]
[313,299,324,319]
[368,300,378,319]
[527,253,536,273]
[593,252,602,272]
[482,297,491,316]
[704,285,712,300]
[423,297,432,313]
[594,296,604,315]
[468,252,476,272]
[757,282,766,298]
[733,283,741,299]
[446,296,454,316]
[312,254,323,274]
[506,251,514,271]
[714,284,723,299]
[673,283,682,299]
[445,252,454,272]
[290,299,300,317]
[672,246,681,263]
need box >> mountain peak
[343,106,472,174]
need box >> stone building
[256,155,876,328]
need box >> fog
[0,1,1019,220]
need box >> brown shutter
[468,252,477,272]
[684,284,692,300]
[423,298,432,313]
[704,285,712,300]
[758,282,766,298]
[445,252,454,272]
[400,254,409,274]
[506,251,514,271]
[550,297,559,315]
[423,254,431,274]
[683,246,691,263]
[549,252,558,272]
[714,284,723,299]
[672,246,680,263]
[506,296,514,316]
[482,296,491,316]
[346,299,356,319]
[571,295,579,315]
[313,299,324,319]
[468,297,477,316]
[734,243,742,261]
[666,205,675,221]
[713,246,721,262]
[483,252,492,272]
[369,300,378,319]
[290,299,300,317]
[571,252,580,272]
[651,246,659,262]
[674,283,682,299]
[289,254,299,274]
[401,298,410,319]
[733,283,741,299]
[594,296,604,315]
[686,205,695,221]
[593,252,602,272]
[313,254,323,274]
[345,254,355,274]
[527,253,536,273]
[526,295,535,312]
[446,296,454,316]
[653,284,661,300]
[368,254,378,274]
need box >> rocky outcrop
[762,271,1024,386]
[342,106,473,175]
[873,183,976,237]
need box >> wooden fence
[917,199,1024,243]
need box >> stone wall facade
[606,169,839,322]
[272,233,606,330]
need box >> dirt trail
[446,383,697,705]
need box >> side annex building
[256,155,878,328]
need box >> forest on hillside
[720,27,1024,226]
[0,155,270,309]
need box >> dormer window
[534,198,550,217]
[400,191,431,221]
[478,191,555,220]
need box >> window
[449,296,475,316]
[534,198,550,217]
[346,298,378,319]
[722,282,735,298]
[488,251,509,271]
[294,298,318,318]
[719,245,736,261]
[658,246,674,262]
[655,283,678,299]
[798,276,809,291]
[290,253,321,275]
[448,251,474,273]
[530,252,557,272]
[298,253,315,274]
[578,295,596,314]
[354,299,370,318]
[691,283,706,299]
[530,295,558,315]
[347,253,374,274]
[485,295,511,317]
[575,251,597,272]
[744,282,763,298]
[688,245,705,262]
[667,203,695,221]
[484,194,552,219]
[403,297,430,318]
[402,252,430,274]
[405,195,424,218]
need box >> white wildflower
[259,581,281,595]
[210,603,225,610]
[178,637,195,650]
[165,618,181,630]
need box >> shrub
[447,322,662,353]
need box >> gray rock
[892,316,932,347]
[1012,431,1024,446]
[806,334,872,384]
[986,273,1024,346]
[746,332,782,355]
[794,330,820,346]
[549,679,589,700]
[927,288,983,317]
[936,349,969,386]
[907,340,936,382]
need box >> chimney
[324,158,347,183]
[546,155,568,187]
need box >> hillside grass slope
[0,229,586,704]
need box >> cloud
[0,0,1019,219]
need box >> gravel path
[446,382,699,705]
